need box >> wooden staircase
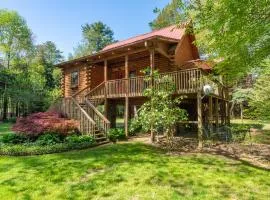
[56,82,110,143]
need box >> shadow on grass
[0,142,269,199]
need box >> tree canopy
[0,9,63,119]
[149,0,188,30]
[248,59,270,119]
[72,21,116,59]
[189,0,270,82]
[0,9,33,69]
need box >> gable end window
[71,71,79,88]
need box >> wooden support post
[221,100,225,125]
[150,49,155,74]
[197,91,203,149]
[104,60,108,118]
[124,97,129,136]
[225,88,230,126]
[104,60,108,82]
[209,96,213,134]
[215,98,219,131]
[125,55,129,79]
[124,55,129,136]
[109,101,117,128]
[150,49,155,142]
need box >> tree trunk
[15,102,19,117]
[240,103,243,123]
[3,52,11,121]
[230,101,235,119]
[2,83,8,121]
[150,125,155,143]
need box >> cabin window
[71,71,79,88]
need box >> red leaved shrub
[12,111,79,137]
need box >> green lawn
[231,119,270,144]
[231,119,270,130]
[0,143,269,200]
[0,122,14,134]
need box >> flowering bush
[12,111,79,137]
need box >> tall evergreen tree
[149,0,188,30]
[34,41,63,89]
[73,21,116,58]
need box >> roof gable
[102,25,185,51]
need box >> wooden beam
[104,60,108,118]
[125,55,129,79]
[150,49,155,73]
[124,97,129,136]
[104,60,108,82]
[215,98,219,130]
[124,55,129,136]
[225,88,230,125]
[197,91,203,149]
[209,96,213,134]
[91,48,147,63]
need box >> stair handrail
[56,97,97,135]
[85,99,110,124]
[72,85,91,103]
[69,97,96,124]
[85,99,110,136]
[85,81,105,99]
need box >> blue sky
[1,0,170,58]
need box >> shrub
[129,118,143,136]
[108,128,126,143]
[35,133,63,146]
[3,117,17,123]
[65,135,95,144]
[12,111,79,137]
[0,133,30,144]
[0,142,97,156]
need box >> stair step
[95,133,105,137]
[95,137,107,141]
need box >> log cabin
[56,24,230,142]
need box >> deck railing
[85,68,224,99]
[89,68,202,99]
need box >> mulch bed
[155,136,270,170]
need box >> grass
[231,119,270,130]
[231,119,270,144]
[0,122,14,135]
[0,143,269,200]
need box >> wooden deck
[86,68,224,99]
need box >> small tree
[249,59,270,120]
[131,68,187,145]
[231,88,251,122]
